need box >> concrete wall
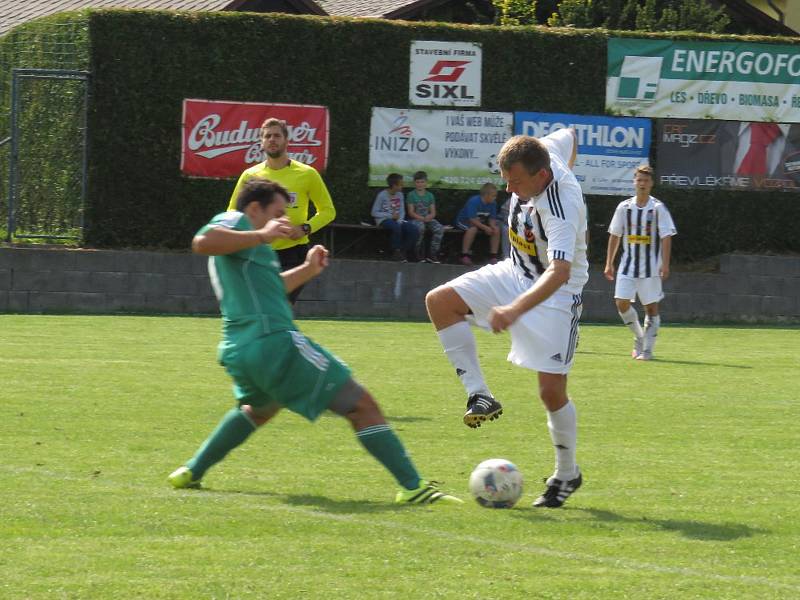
[1,247,798,323]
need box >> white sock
[436,321,490,396]
[618,307,644,339]
[643,315,661,353]
[547,401,578,481]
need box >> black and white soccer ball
[469,458,523,508]
[487,153,501,175]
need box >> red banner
[181,99,329,178]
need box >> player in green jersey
[168,177,461,505]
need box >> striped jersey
[507,128,589,296]
[608,196,677,278]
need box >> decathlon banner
[409,41,482,107]
[607,38,800,123]
[515,112,651,196]
[180,99,329,178]
[368,107,512,189]
[656,119,800,191]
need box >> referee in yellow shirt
[228,117,336,303]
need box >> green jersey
[198,211,295,360]
[407,190,435,218]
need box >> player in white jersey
[604,165,677,361]
[426,128,588,508]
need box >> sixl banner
[607,38,800,122]
[515,112,651,196]
[369,107,512,189]
[656,119,800,191]
[181,99,329,178]
[409,41,482,108]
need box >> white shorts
[614,275,664,305]
[449,259,582,375]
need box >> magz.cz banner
[368,107,512,189]
[181,99,329,178]
[607,38,800,122]
[656,119,800,191]
[515,112,651,196]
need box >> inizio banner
[181,99,329,178]
[656,119,800,191]
[607,38,800,122]
[409,41,482,107]
[515,112,651,196]
[369,107,512,189]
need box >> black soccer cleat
[463,393,503,429]
[532,471,583,508]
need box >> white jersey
[507,128,589,296]
[608,196,677,279]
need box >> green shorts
[223,330,352,421]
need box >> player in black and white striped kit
[426,128,588,508]
[604,165,677,361]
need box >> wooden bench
[320,221,463,259]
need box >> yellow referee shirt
[228,160,335,251]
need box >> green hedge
[3,10,800,261]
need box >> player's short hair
[260,117,289,138]
[413,171,427,181]
[386,173,403,187]
[635,165,654,179]
[479,182,497,195]
[497,135,551,175]
[235,177,290,212]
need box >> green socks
[186,408,256,480]
[356,424,421,490]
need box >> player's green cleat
[168,466,202,489]
[395,480,464,505]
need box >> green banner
[607,38,800,122]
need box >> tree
[547,0,593,27]
[494,0,538,25]
[533,0,733,33]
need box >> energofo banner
[369,107,512,189]
[181,99,329,178]
[656,119,800,191]
[607,38,800,123]
[515,112,651,196]
[409,41,482,107]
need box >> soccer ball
[487,153,501,175]
[469,458,523,509]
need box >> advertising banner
[369,107,512,189]
[656,119,800,191]
[607,38,800,122]
[181,99,329,178]
[409,41,482,107]
[515,112,651,196]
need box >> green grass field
[1,315,798,599]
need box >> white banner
[607,38,800,122]
[369,107,512,189]
[409,41,482,107]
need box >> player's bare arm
[192,217,293,256]
[281,244,330,293]
[604,235,621,281]
[660,235,672,280]
[487,259,571,333]
[567,128,578,170]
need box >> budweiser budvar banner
[181,99,329,178]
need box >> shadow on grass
[577,507,764,541]
[577,350,751,369]
[200,487,403,514]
